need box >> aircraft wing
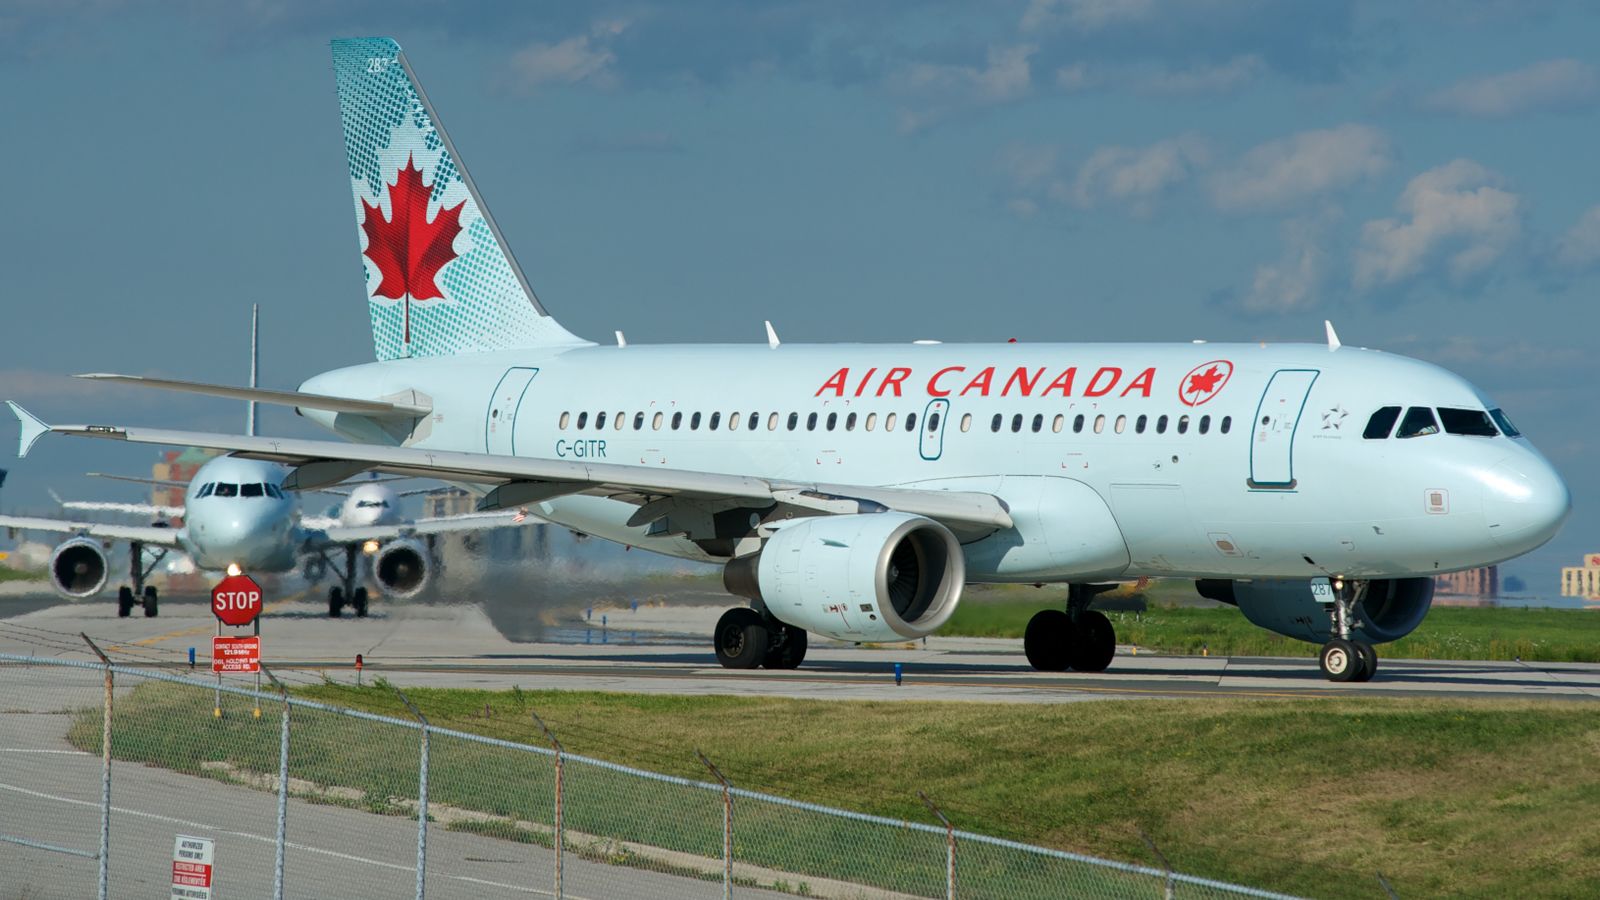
[0,514,184,546]
[61,500,185,518]
[318,510,536,545]
[8,404,1014,535]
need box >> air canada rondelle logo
[1178,360,1233,407]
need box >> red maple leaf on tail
[361,155,465,303]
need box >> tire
[142,586,159,618]
[117,586,134,618]
[353,587,369,618]
[1024,609,1072,671]
[763,626,808,670]
[1351,641,1378,683]
[1068,610,1115,673]
[1320,639,1360,682]
[714,607,769,669]
[328,586,344,618]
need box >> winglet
[7,402,50,458]
[1324,319,1342,351]
[765,320,780,349]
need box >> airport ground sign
[212,636,260,673]
[211,574,263,626]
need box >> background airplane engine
[374,538,430,599]
[1197,577,1434,644]
[50,537,108,599]
[724,512,964,643]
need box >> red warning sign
[212,636,260,674]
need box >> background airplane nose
[1484,457,1571,552]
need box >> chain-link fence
[0,650,1300,899]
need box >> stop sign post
[210,573,265,718]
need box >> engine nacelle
[51,538,108,599]
[374,538,430,599]
[724,512,964,643]
[1198,577,1434,645]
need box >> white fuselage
[179,456,300,572]
[297,340,1570,584]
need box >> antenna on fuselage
[1324,319,1342,352]
[247,304,260,436]
[764,320,780,349]
[615,330,627,348]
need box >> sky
[0,1,1596,594]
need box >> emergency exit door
[1249,369,1318,488]
[486,367,539,455]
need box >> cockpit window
[355,499,390,509]
[1489,408,1521,438]
[1396,407,1439,439]
[241,483,265,497]
[196,483,214,498]
[1362,406,1401,440]
[1438,408,1498,437]
[213,483,238,497]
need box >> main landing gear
[321,545,370,619]
[115,540,167,618]
[1320,579,1377,683]
[713,606,807,670]
[1023,584,1117,673]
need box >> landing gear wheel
[117,586,135,618]
[328,586,345,618]
[763,626,808,669]
[1024,609,1072,671]
[1068,610,1115,673]
[141,586,159,618]
[352,587,369,618]
[1320,639,1360,682]
[1351,641,1378,683]
[713,608,769,669]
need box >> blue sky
[1,1,1596,592]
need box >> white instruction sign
[171,834,214,899]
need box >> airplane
[4,37,1569,680]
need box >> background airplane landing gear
[328,586,345,618]
[714,607,769,669]
[117,586,135,618]
[141,586,158,618]
[352,587,369,618]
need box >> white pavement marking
[0,781,594,899]
[0,748,91,754]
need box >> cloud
[1424,59,1600,118]
[1238,216,1333,314]
[1071,135,1210,215]
[1021,0,1156,32]
[1555,205,1600,269]
[1353,159,1521,291]
[1210,124,1390,212]
[1139,54,1264,94]
[508,20,629,91]
[892,44,1036,131]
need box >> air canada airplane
[6,37,1569,680]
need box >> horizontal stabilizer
[7,402,49,458]
[75,374,431,418]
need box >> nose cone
[1484,456,1571,555]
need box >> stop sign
[212,574,264,626]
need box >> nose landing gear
[1320,579,1377,683]
[116,541,166,618]
[322,544,370,618]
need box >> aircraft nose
[1484,456,1571,553]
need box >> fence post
[263,666,291,900]
[80,634,112,900]
[1139,828,1175,900]
[394,686,430,900]
[696,749,732,900]
[919,791,955,900]
[530,711,564,900]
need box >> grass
[0,566,42,584]
[72,679,1600,898]
[944,585,1600,662]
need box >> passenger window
[728,412,741,431]
[242,483,265,498]
[1362,406,1401,440]
[1010,414,1023,433]
[1031,414,1043,433]
[559,412,570,429]
[1177,415,1189,434]
[749,413,760,432]
[595,412,607,430]
[576,412,588,429]
[1073,414,1085,433]
[1396,407,1439,438]
[615,412,625,431]
[991,414,1003,433]
[671,412,683,430]
[806,412,818,431]
[787,412,799,431]
[927,413,940,432]
[885,413,898,432]
[709,412,721,431]
[768,413,779,431]
[958,413,970,433]
[652,412,664,430]
[1199,415,1210,435]
[1156,414,1168,434]
[865,413,877,432]
[1093,415,1105,434]
[1135,414,1147,434]
[905,413,918,432]
[634,412,645,430]
[1052,414,1063,433]
[690,412,702,430]
[214,483,238,497]
[1114,415,1126,434]
[1220,416,1231,434]
[826,412,838,431]
[847,412,858,431]
[1438,408,1498,437]
[1489,408,1521,437]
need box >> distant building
[152,447,219,523]
[1560,554,1600,600]
[425,487,476,518]
[1434,566,1498,596]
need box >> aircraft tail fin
[331,38,587,361]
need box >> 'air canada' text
[814,366,1158,400]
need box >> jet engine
[1197,577,1434,644]
[50,537,108,599]
[723,512,964,643]
[374,538,430,599]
